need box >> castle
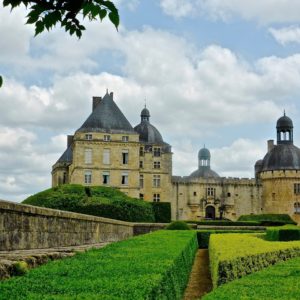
[52,91,300,223]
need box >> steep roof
[56,146,73,164]
[76,92,135,134]
[189,166,220,179]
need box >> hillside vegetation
[23,184,171,223]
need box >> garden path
[183,249,212,300]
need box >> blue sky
[1,0,300,201]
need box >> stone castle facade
[52,92,300,223]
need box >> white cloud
[269,26,300,45]
[160,0,300,24]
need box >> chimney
[92,96,102,111]
[110,92,114,100]
[267,139,274,152]
[67,135,74,148]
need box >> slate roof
[261,144,300,171]
[198,147,211,160]
[189,166,220,179]
[134,121,164,144]
[76,92,135,134]
[56,146,73,164]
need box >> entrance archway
[205,205,216,219]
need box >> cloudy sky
[1,0,300,201]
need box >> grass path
[183,249,212,300]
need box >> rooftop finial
[284,109,286,116]
[144,98,147,108]
[106,88,108,94]
[204,144,206,148]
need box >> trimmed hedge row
[209,233,300,288]
[0,231,198,299]
[196,230,263,248]
[23,184,171,223]
[187,220,261,226]
[203,256,300,300]
[266,225,300,241]
[238,214,297,225]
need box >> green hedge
[209,233,300,288]
[187,220,261,226]
[0,231,198,300]
[238,214,297,225]
[151,202,171,223]
[196,230,263,248]
[266,225,300,241]
[23,185,156,222]
[203,256,300,300]
[166,221,191,230]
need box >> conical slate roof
[76,92,135,134]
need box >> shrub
[166,221,191,230]
[151,202,171,223]
[266,225,300,241]
[0,231,198,300]
[13,261,28,276]
[23,184,156,222]
[238,214,297,225]
[203,256,300,300]
[209,233,300,288]
[196,230,264,248]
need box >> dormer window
[104,135,111,141]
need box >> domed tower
[134,106,172,203]
[256,113,300,223]
[189,146,219,178]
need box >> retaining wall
[0,200,165,251]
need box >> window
[140,147,144,156]
[63,172,67,184]
[153,175,161,187]
[84,149,92,164]
[294,183,300,194]
[294,202,300,213]
[153,147,161,157]
[139,161,143,168]
[139,193,144,200]
[104,135,111,141]
[153,161,161,169]
[227,192,231,197]
[85,134,92,140]
[207,187,215,197]
[193,191,197,196]
[122,136,129,142]
[103,149,110,165]
[121,172,128,185]
[102,171,110,185]
[122,150,129,164]
[140,174,144,188]
[153,193,160,202]
[84,171,92,184]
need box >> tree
[1,0,120,87]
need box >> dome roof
[189,167,219,179]
[261,144,300,171]
[255,159,263,167]
[198,147,211,160]
[276,115,293,130]
[134,122,164,144]
[141,107,150,118]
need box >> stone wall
[0,200,165,251]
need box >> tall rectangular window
[139,147,144,156]
[294,183,300,194]
[122,150,129,164]
[207,187,215,197]
[153,147,161,157]
[153,161,161,169]
[153,175,161,187]
[84,171,92,184]
[85,149,92,164]
[139,161,144,168]
[104,135,111,141]
[102,171,110,185]
[103,149,110,165]
[139,193,144,200]
[153,193,160,202]
[121,172,128,185]
[140,174,144,188]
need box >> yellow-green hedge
[209,233,300,288]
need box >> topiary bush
[166,221,191,230]
[13,261,28,276]
[266,225,300,241]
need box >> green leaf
[0,76,3,88]
[99,9,107,21]
[76,29,82,39]
[108,11,119,29]
[35,20,45,36]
